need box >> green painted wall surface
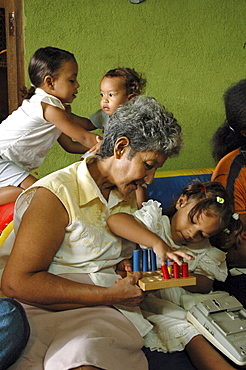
[23,0,246,177]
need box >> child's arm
[58,133,102,154]
[58,133,89,154]
[107,213,193,266]
[64,105,97,131]
[42,103,102,149]
[70,114,97,131]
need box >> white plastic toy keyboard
[187,295,246,366]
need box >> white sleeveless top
[0,88,64,171]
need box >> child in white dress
[0,46,101,206]
[107,181,243,370]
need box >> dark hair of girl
[103,67,146,98]
[164,180,243,250]
[21,46,76,99]
[211,79,246,163]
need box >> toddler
[86,67,148,207]
[88,67,146,133]
[107,181,243,370]
[0,46,101,206]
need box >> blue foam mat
[147,172,212,210]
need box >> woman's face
[171,195,221,246]
[112,148,167,195]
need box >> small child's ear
[44,75,54,89]
[176,194,188,209]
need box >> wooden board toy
[131,249,196,291]
[136,269,196,291]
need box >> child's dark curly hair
[103,68,146,99]
[164,180,244,250]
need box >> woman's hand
[116,259,132,278]
[108,271,145,307]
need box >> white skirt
[0,157,29,187]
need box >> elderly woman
[2,96,188,370]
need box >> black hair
[103,67,146,98]
[164,180,243,250]
[211,79,246,163]
[21,46,76,99]
[98,95,182,159]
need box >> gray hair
[98,95,182,159]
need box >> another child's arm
[43,103,102,150]
[59,134,102,155]
[71,115,97,131]
[58,133,89,153]
[107,213,193,266]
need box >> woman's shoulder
[34,162,81,189]
[15,162,83,223]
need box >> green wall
[23,0,246,178]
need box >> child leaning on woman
[107,180,243,370]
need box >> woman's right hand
[107,271,145,307]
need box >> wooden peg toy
[131,249,196,291]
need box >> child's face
[170,195,221,246]
[49,59,80,104]
[100,76,129,116]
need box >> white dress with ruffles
[133,200,227,353]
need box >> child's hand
[88,135,102,153]
[153,241,194,266]
[166,249,194,266]
[152,240,173,265]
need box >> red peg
[173,263,180,278]
[182,262,188,277]
[161,264,170,280]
